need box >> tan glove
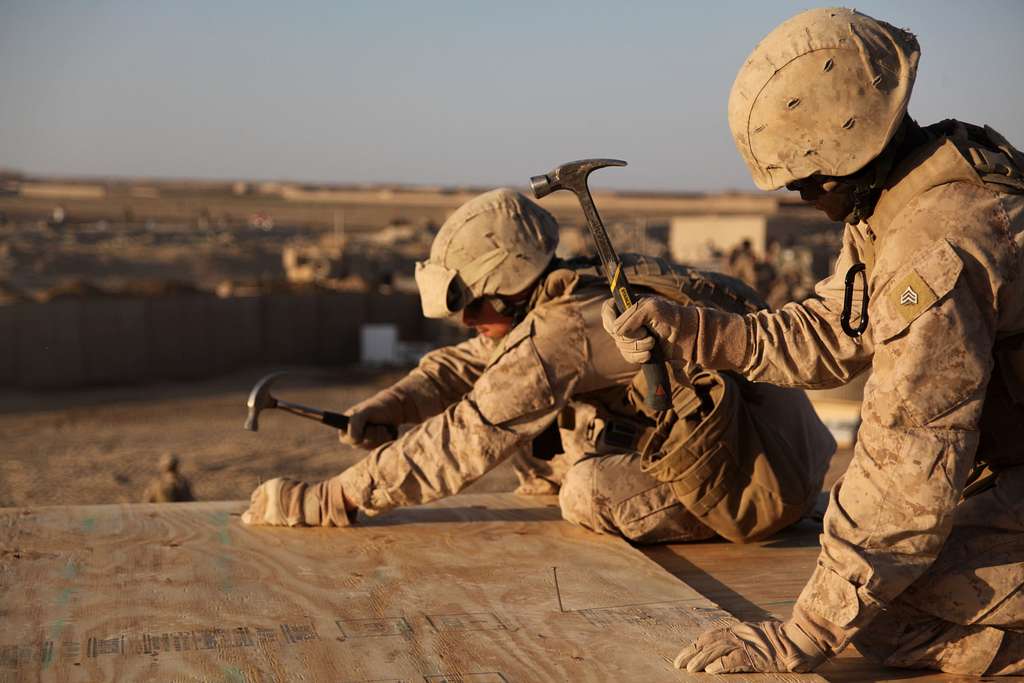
[600,296,695,364]
[674,619,828,674]
[338,390,405,449]
[240,476,355,527]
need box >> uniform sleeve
[794,228,996,653]
[689,225,875,389]
[387,333,497,423]
[338,306,587,514]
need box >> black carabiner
[841,262,869,338]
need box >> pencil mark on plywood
[279,622,319,644]
[426,612,507,632]
[424,674,508,683]
[336,616,412,639]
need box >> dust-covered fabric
[674,618,827,674]
[602,224,877,389]
[640,370,832,543]
[385,333,498,423]
[242,476,354,528]
[558,452,717,544]
[337,273,590,514]
[661,129,1024,674]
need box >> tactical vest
[951,123,1024,474]
[529,255,767,459]
[951,121,1024,195]
[568,252,768,418]
[869,122,1024,410]
[547,255,834,543]
[565,252,767,318]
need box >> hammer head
[244,372,284,432]
[530,158,627,199]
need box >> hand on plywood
[674,619,826,674]
[241,476,355,527]
[338,391,404,449]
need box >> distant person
[142,452,195,503]
[725,238,757,289]
[603,7,1024,677]
[49,205,65,227]
[242,188,834,548]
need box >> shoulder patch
[888,269,937,326]
[873,238,963,342]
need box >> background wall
[0,291,433,389]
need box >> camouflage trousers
[853,465,1024,676]
[513,449,715,544]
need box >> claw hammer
[530,159,672,411]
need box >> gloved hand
[600,296,695,364]
[241,476,355,527]
[674,619,828,674]
[338,390,405,449]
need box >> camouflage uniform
[627,124,1024,674]
[598,7,1024,676]
[336,257,835,544]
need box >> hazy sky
[2,1,1022,192]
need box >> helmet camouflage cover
[415,188,559,318]
[729,7,920,190]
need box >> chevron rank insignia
[889,269,937,325]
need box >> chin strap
[843,115,931,224]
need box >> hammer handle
[320,410,351,430]
[577,190,672,412]
[276,400,399,440]
[530,158,671,413]
[610,271,673,412]
[322,410,399,441]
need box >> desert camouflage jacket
[679,122,1024,654]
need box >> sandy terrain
[0,364,851,509]
[0,366,525,508]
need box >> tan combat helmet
[415,188,559,318]
[729,7,920,190]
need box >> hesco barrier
[0,292,432,389]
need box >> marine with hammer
[602,7,1024,676]
[242,181,835,546]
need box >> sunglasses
[786,175,843,195]
[463,296,516,318]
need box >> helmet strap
[844,115,928,223]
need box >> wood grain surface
[0,494,823,682]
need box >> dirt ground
[0,367,853,509]
[0,366,529,508]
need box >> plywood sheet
[0,494,822,682]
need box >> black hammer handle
[321,411,399,440]
[277,400,399,440]
[608,264,673,412]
